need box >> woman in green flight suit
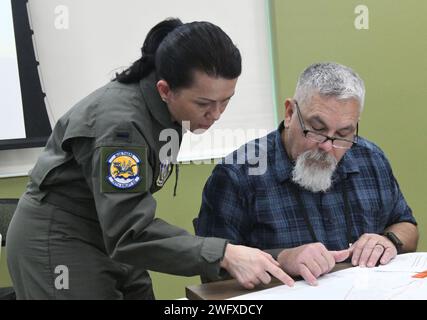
[7,18,293,299]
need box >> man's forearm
[385,221,419,253]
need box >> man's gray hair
[294,62,365,111]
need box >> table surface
[186,263,353,300]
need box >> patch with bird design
[101,147,147,193]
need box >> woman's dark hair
[115,18,242,89]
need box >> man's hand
[220,244,295,289]
[350,233,397,267]
[277,243,351,286]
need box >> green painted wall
[0,177,28,287]
[270,0,426,250]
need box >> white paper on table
[374,252,427,273]
[229,256,427,300]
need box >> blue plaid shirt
[195,122,416,251]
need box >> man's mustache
[303,150,337,167]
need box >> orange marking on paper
[412,270,427,279]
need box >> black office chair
[0,199,18,246]
[192,217,198,234]
[0,198,18,300]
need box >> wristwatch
[383,231,403,254]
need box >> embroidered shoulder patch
[100,147,148,193]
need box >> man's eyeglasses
[293,100,358,149]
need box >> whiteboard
[0,0,26,141]
[0,0,276,177]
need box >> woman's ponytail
[116,18,241,90]
[115,18,183,83]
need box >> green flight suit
[6,72,227,299]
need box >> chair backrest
[0,199,19,246]
[192,217,198,234]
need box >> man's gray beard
[291,149,338,193]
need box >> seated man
[195,62,418,285]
